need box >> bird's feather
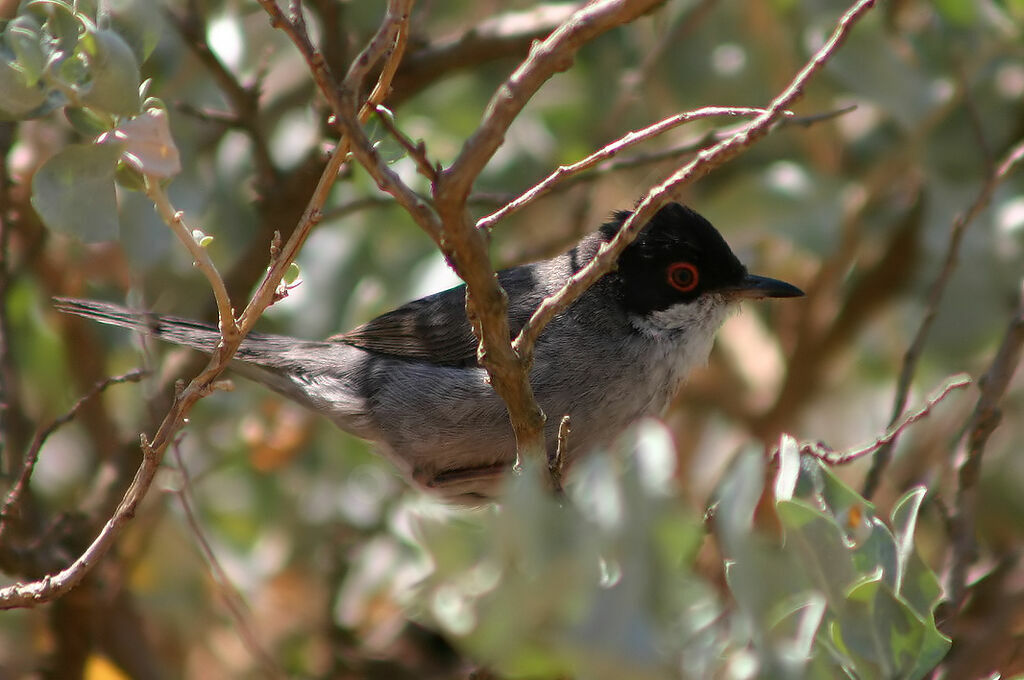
[332,266,542,367]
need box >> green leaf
[776,499,859,606]
[5,14,47,84]
[28,0,81,55]
[80,27,140,116]
[0,56,47,118]
[100,0,163,62]
[888,489,942,622]
[64,106,110,137]
[31,142,122,241]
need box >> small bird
[56,203,803,500]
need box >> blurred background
[1,0,1022,677]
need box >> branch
[439,0,666,203]
[512,0,877,374]
[801,374,972,465]
[862,138,1024,498]
[387,3,580,106]
[476,106,773,231]
[433,0,670,467]
[143,176,237,340]
[0,2,411,611]
[0,370,147,547]
[946,283,1024,618]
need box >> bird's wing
[331,267,543,367]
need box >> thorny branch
[511,0,878,399]
[0,369,147,546]
[800,374,972,466]
[862,138,1024,499]
[0,1,411,610]
[476,105,856,231]
[946,283,1024,621]
[168,443,284,678]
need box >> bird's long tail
[54,297,227,354]
[53,297,377,439]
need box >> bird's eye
[667,262,699,293]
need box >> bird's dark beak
[725,274,805,299]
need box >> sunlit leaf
[79,27,140,116]
[0,57,47,119]
[113,107,181,178]
[5,14,47,84]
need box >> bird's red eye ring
[667,262,699,293]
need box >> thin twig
[504,104,857,204]
[946,283,1024,619]
[168,443,285,679]
[801,374,972,465]
[512,0,877,377]
[372,104,438,182]
[862,138,1024,498]
[0,370,147,546]
[0,2,410,611]
[476,106,773,231]
[550,415,571,495]
[144,176,238,340]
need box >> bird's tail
[54,297,226,355]
[53,297,377,439]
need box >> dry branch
[863,138,1024,498]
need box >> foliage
[0,0,1022,678]
[410,424,950,679]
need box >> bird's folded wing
[331,268,544,367]
[330,285,482,366]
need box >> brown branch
[433,0,670,467]
[550,415,571,496]
[0,369,147,547]
[476,106,772,232]
[439,0,666,205]
[802,374,972,465]
[386,3,580,107]
[512,0,877,387]
[169,442,285,679]
[862,138,1024,499]
[0,2,411,611]
[479,104,859,224]
[946,283,1024,620]
[372,104,438,182]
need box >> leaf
[776,499,858,606]
[64,106,110,137]
[869,488,943,622]
[80,27,140,116]
[5,14,47,84]
[774,434,801,501]
[0,57,47,119]
[100,0,163,62]
[114,107,181,178]
[31,142,122,241]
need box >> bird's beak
[725,273,805,299]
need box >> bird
[55,203,803,501]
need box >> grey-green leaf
[31,142,122,241]
[0,58,47,119]
[80,27,140,116]
[5,14,48,85]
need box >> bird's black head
[604,203,803,316]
